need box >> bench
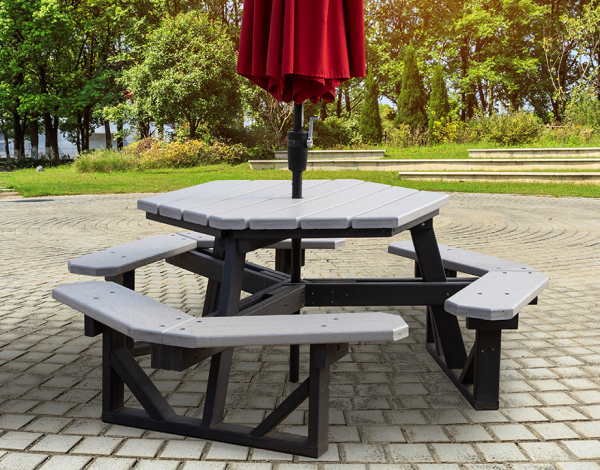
[388,240,549,409]
[68,232,345,283]
[52,280,408,458]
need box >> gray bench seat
[388,240,534,276]
[445,271,549,321]
[388,240,548,321]
[69,232,345,277]
[52,281,408,348]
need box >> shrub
[74,150,137,173]
[313,117,361,148]
[75,139,267,173]
[568,98,600,130]
[428,64,450,139]
[359,70,383,144]
[385,123,428,147]
[475,111,542,145]
[430,118,475,144]
[394,45,428,131]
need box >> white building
[0,123,135,159]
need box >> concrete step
[469,148,600,158]
[399,172,600,184]
[250,158,600,172]
[273,150,385,159]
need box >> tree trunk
[320,102,328,121]
[44,113,60,162]
[104,120,112,149]
[3,130,9,158]
[139,121,150,139]
[189,119,196,140]
[81,106,91,151]
[12,111,25,161]
[76,113,82,154]
[117,122,123,149]
[336,88,342,118]
[345,88,351,115]
[30,119,39,159]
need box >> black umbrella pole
[288,102,308,199]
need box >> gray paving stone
[38,455,91,470]
[561,439,600,459]
[30,434,82,453]
[114,438,163,458]
[0,431,42,450]
[86,457,136,470]
[0,452,48,470]
[158,440,205,459]
[71,437,122,456]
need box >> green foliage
[475,112,543,146]
[428,65,450,138]
[394,46,427,131]
[74,139,267,173]
[359,70,383,144]
[568,98,600,130]
[313,117,361,148]
[122,11,242,140]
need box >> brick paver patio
[0,191,599,469]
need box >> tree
[359,69,383,144]
[394,45,428,131]
[123,11,242,139]
[428,64,450,136]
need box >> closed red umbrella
[238,0,366,198]
[238,0,366,104]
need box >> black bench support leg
[102,326,125,414]
[275,246,305,384]
[202,236,246,429]
[472,329,502,409]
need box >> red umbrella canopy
[237,0,366,104]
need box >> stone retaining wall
[469,148,600,158]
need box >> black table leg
[411,220,467,370]
[202,237,227,317]
[289,238,303,383]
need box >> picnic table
[54,179,548,457]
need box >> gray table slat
[300,186,418,229]
[137,180,245,214]
[183,180,327,226]
[352,191,449,229]
[159,180,289,220]
[206,180,364,230]
[249,182,389,230]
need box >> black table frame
[84,211,518,457]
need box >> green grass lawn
[1,163,599,199]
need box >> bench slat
[53,281,409,348]
[68,234,212,277]
[53,281,194,343]
[388,240,534,276]
[445,271,549,321]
